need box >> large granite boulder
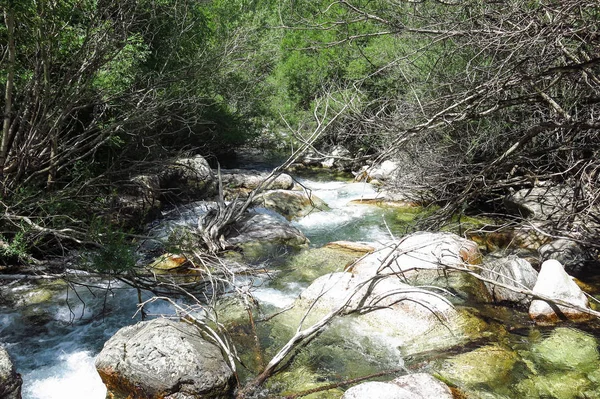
[252,189,328,220]
[480,255,538,305]
[342,373,453,399]
[159,155,216,202]
[0,346,22,399]
[351,232,481,276]
[529,260,595,325]
[95,318,234,399]
[504,185,573,220]
[350,232,488,302]
[226,212,309,255]
[292,270,488,356]
[355,160,400,183]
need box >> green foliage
[86,221,136,274]
[0,231,28,261]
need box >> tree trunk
[1,8,16,190]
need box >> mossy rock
[266,366,343,399]
[13,279,68,308]
[529,327,600,373]
[435,345,518,388]
[271,247,363,289]
[515,371,594,399]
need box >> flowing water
[2,174,600,399]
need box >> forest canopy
[1,0,599,262]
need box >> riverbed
[2,173,600,399]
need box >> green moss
[436,345,518,388]
[516,371,592,399]
[529,328,600,373]
[271,247,361,289]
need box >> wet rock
[528,259,595,324]
[435,345,518,387]
[480,255,538,305]
[0,346,22,399]
[342,381,415,399]
[160,155,216,202]
[253,189,328,220]
[321,146,353,170]
[346,198,419,209]
[324,241,376,256]
[342,373,453,399]
[220,169,294,191]
[539,238,590,274]
[227,212,309,255]
[95,318,234,399]
[393,373,453,399]
[530,327,599,373]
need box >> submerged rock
[516,328,600,399]
[0,346,22,399]
[95,318,234,399]
[481,255,538,305]
[530,327,599,372]
[435,344,518,388]
[528,260,595,325]
[253,189,328,220]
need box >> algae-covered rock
[148,253,189,272]
[323,241,375,256]
[530,327,599,373]
[435,345,518,387]
[253,189,329,220]
[516,371,592,399]
[267,366,343,399]
[273,247,363,288]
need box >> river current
[2,174,600,398]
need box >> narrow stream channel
[2,174,600,398]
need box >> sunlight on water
[24,351,106,399]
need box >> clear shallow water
[3,176,600,398]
